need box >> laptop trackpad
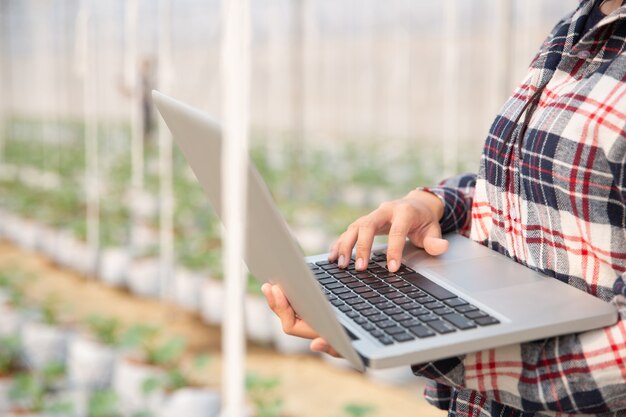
[427,256,544,292]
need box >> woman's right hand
[329,189,448,272]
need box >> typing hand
[328,189,448,272]
[262,283,342,358]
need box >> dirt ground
[0,240,446,417]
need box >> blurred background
[0,1,577,416]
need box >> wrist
[408,188,445,221]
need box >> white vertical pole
[125,0,143,257]
[220,0,250,414]
[442,0,459,176]
[78,1,99,275]
[158,0,174,299]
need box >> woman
[263,1,626,415]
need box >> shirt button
[510,206,517,221]
[577,50,591,60]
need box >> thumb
[419,223,448,256]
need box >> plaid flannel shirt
[416,1,626,416]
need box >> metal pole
[158,0,174,299]
[220,0,250,414]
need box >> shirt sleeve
[421,173,476,236]
[412,290,626,414]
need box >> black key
[319,277,336,285]
[354,316,367,325]
[427,320,456,334]
[393,332,415,343]
[415,295,436,304]
[369,267,386,274]
[382,307,403,315]
[378,272,395,279]
[355,286,373,294]
[356,273,373,279]
[376,320,396,329]
[399,286,417,294]
[362,278,378,284]
[378,287,396,294]
[346,281,365,289]
[338,305,351,313]
[325,282,343,290]
[419,314,439,322]
[370,282,387,289]
[307,262,317,268]
[331,287,350,295]
[442,313,477,330]
[475,316,500,326]
[386,292,404,300]
[369,313,387,322]
[465,310,488,320]
[456,304,478,314]
[338,292,358,300]
[386,277,403,284]
[406,291,425,299]
[399,318,422,327]
[361,308,379,316]
[424,301,444,310]
[432,307,454,316]
[370,329,385,338]
[361,292,380,300]
[315,260,332,266]
[314,270,329,277]
[391,313,412,322]
[376,301,395,310]
[346,297,365,306]
[408,307,429,316]
[400,302,423,311]
[384,326,405,335]
[395,265,415,276]
[408,324,436,338]
[346,310,359,319]
[362,323,376,331]
[352,303,371,311]
[390,280,410,289]
[331,299,344,307]
[335,272,351,279]
[320,264,338,270]
[327,268,342,274]
[326,294,337,301]
[395,298,413,305]
[339,277,358,284]
[378,336,394,345]
[368,296,386,305]
[403,273,457,300]
[444,297,468,307]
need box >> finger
[409,223,448,256]
[386,210,411,272]
[261,283,275,309]
[271,286,319,339]
[422,224,448,256]
[336,225,359,268]
[310,338,341,358]
[354,216,381,271]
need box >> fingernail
[388,259,398,272]
[355,258,364,270]
[338,255,345,268]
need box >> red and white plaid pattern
[414,1,626,416]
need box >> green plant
[246,372,284,417]
[86,315,123,347]
[341,403,376,417]
[121,324,186,368]
[8,362,71,415]
[41,295,62,326]
[0,335,22,377]
[88,390,121,417]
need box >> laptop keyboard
[309,251,500,346]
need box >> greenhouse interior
[0,1,580,417]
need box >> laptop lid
[152,90,366,371]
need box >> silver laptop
[153,91,618,371]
